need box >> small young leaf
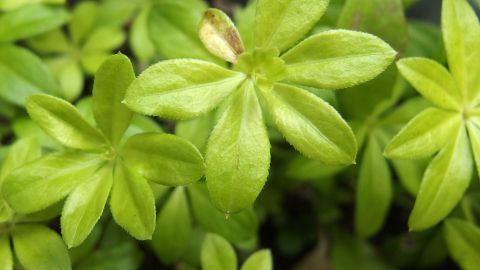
[355,135,392,238]
[26,94,107,150]
[0,45,60,106]
[122,133,204,186]
[61,164,112,248]
[397,58,461,110]
[0,234,13,270]
[13,224,71,270]
[124,59,245,119]
[93,53,135,146]
[201,233,237,270]
[254,0,329,53]
[385,108,461,160]
[263,83,356,165]
[444,218,480,270]
[2,152,103,214]
[199,8,244,63]
[152,187,192,264]
[0,4,69,42]
[241,249,272,270]
[110,161,156,240]
[206,81,270,213]
[188,182,258,243]
[409,127,473,230]
[442,0,480,101]
[281,30,396,89]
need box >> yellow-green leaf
[281,30,396,89]
[263,83,356,165]
[409,126,473,230]
[206,80,270,213]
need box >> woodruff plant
[1,54,204,248]
[124,0,397,213]
[0,138,71,269]
[385,0,480,230]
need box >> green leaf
[385,108,461,160]
[80,52,111,75]
[176,112,216,153]
[130,5,155,63]
[13,224,71,270]
[69,1,97,45]
[281,30,397,89]
[0,0,65,11]
[95,0,137,28]
[397,58,461,110]
[201,233,237,270]
[93,53,135,146]
[254,0,329,53]
[199,8,244,63]
[74,220,143,270]
[337,0,408,53]
[152,187,192,264]
[0,234,13,270]
[26,94,107,150]
[2,151,103,214]
[148,0,221,63]
[442,0,480,102]
[110,161,156,240]
[188,182,258,243]
[122,114,165,142]
[82,27,125,52]
[122,133,204,186]
[467,122,480,178]
[409,126,473,230]
[12,116,59,150]
[263,83,356,164]
[46,57,84,101]
[26,28,70,54]
[0,45,60,106]
[206,81,270,213]
[285,155,344,181]
[405,21,443,59]
[0,137,41,183]
[0,138,41,222]
[241,250,272,270]
[234,0,256,52]
[61,164,112,248]
[355,135,392,238]
[444,218,480,270]
[391,159,423,196]
[125,59,245,119]
[0,4,69,42]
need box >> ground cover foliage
[0,0,480,269]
